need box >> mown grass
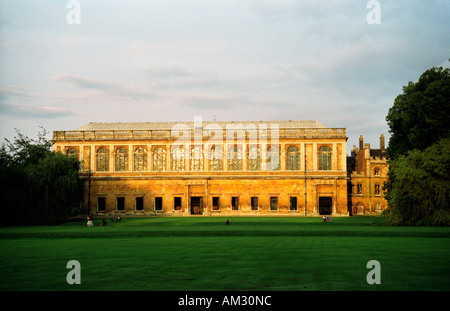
[0,216,449,291]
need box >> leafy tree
[387,138,450,226]
[386,66,450,160]
[0,129,83,226]
[384,65,450,226]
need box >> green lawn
[0,216,449,291]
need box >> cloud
[0,85,42,100]
[0,102,75,119]
[52,73,158,101]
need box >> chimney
[357,136,364,174]
[380,134,385,152]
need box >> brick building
[52,120,351,216]
[347,134,389,215]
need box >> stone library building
[52,120,388,217]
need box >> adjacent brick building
[347,134,389,215]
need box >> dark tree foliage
[386,66,450,160]
[384,65,450,226]
[0,128,83,226]
[387,138,450,226]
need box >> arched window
[267,146,280,171]
[66,148,78,159]
[153,147,166,171]
[171,146,185,171]
[209,146,223,171]
[190,146,203,171]
[96,147,109,171]
[286,146,299,170]
[248,146,261,171]
[374,167,380,176]
[318,146,332,170]
[115,147,128,171]
[228,146,242,171]
[134,147,147,171]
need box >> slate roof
[76,120,329,131]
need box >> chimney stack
[359,135,364,151]
[380,134,385,152]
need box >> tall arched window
[66,148,78,159]
[286,146,299,170]
[248,146,261,171]
[171,146,185,171]
[209,146,223,171]
[153,147,166,171]
[318,146,332,170]
[96,147,109,171]
[267,146,280,171]
[134,147,147,171]
[228,146,242,171]
[115,147,128,171]
[190,146,203,171]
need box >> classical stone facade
[53,120,350,216]
[347,135,389,215]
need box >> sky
[0,0,449,154]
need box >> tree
[387,138,450,226]
[384,65,450,226]
[386,66,450,160]
[0,129,83,226]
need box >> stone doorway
[191,196,203,215]
[319,196,332,215]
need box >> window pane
[191,146,204,171]
[232,197,239,210]
[318,146,331,170]
[97,197,106,211]
[248,146,261,171]
[228,146,242,171]
[287,146,299,170]
[115,147,128,171]
[267,146,280,170]
[174,197,182,210]
[171,147,185,171]
[290,197,297,211]
[270,197,278,210]
[153,147,166,171]
[96,148,109,171]
[136,197,144,211]
[155,197,163,210]
[209,146,223,171]
[134,148,147,171]
[212,197,220,210]
[117,197,125,211]
[251,197,258,210]
[66,148,78,159]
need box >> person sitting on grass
[86,216,93,227]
